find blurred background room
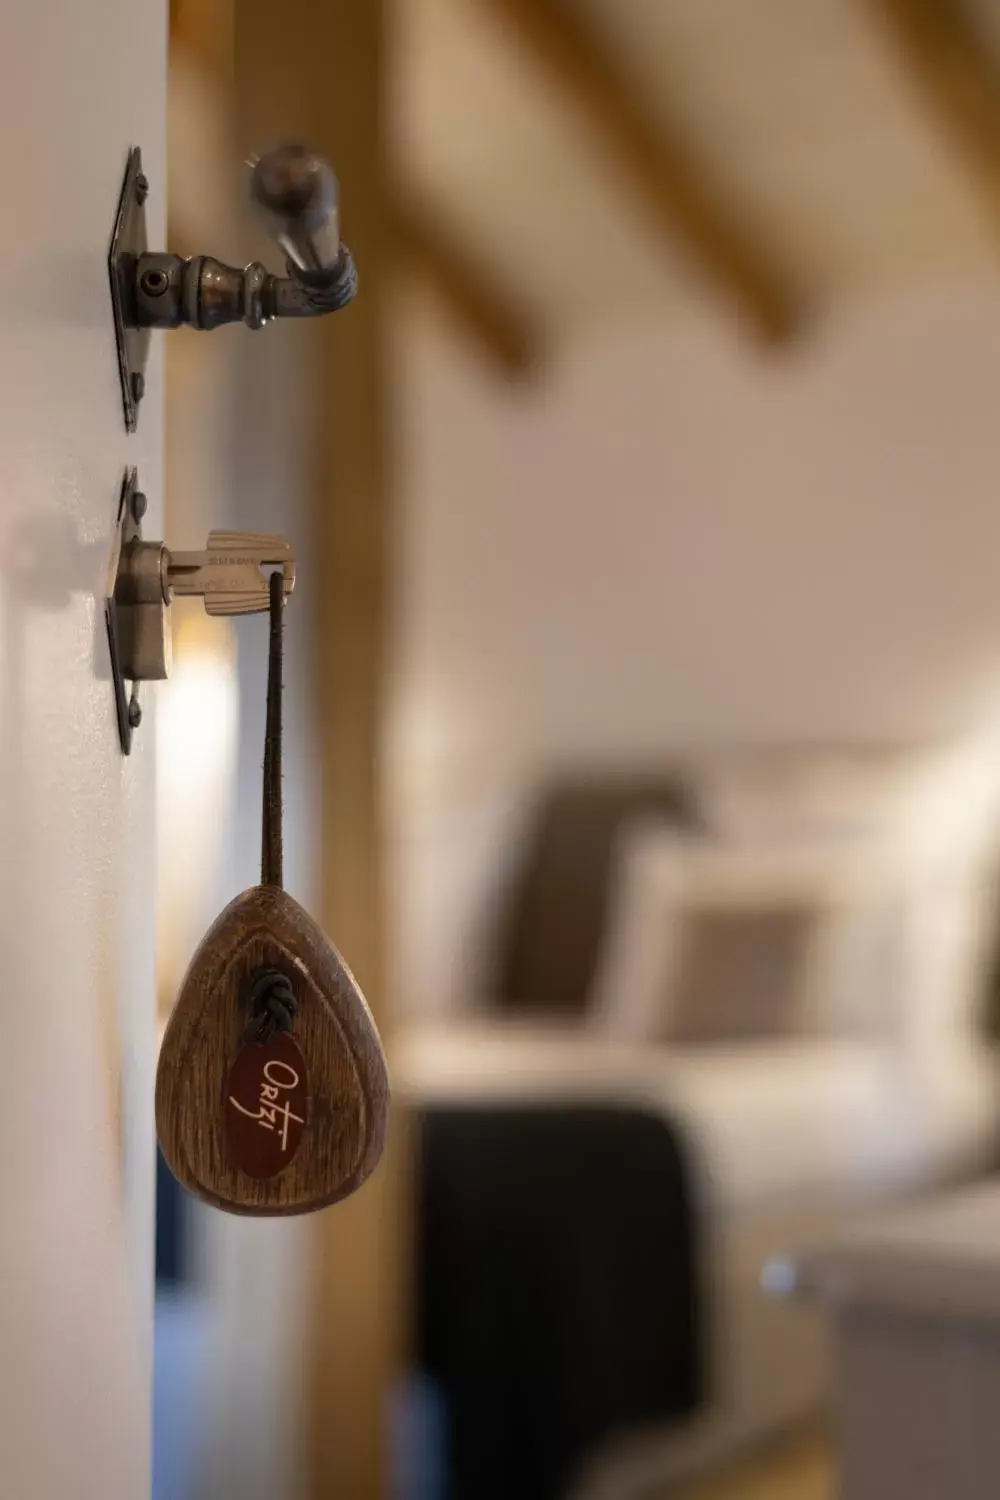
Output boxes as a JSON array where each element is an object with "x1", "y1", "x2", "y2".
[{"x1": 157, "y1": 2, "x2": 1000, "y2": 1498}]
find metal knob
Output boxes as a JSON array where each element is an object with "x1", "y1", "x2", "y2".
[{"x1": 250, "y1": 143, "x2": 341, "y2": 276}]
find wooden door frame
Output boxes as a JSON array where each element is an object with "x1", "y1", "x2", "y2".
[{"x1": 233, "y1": 4, "x2": 399, "y2": 1497}]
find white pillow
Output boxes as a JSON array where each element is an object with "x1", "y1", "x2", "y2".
[{"x1": 589, "y1": 822, "x2": 907, "y2": 1043}]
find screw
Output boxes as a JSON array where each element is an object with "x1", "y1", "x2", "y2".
[
  {"x1": 128, "y1": 696, "x2": 142, "y2": 730},
  {"x1": 140, "y1": 267, "x2": 169, "y2": 297},
  {"x1": 131, "y1": 371, "x2": 145, "y2": 403},
  {"x1": 135, "y1": 172, "x2": 149, "y2": 206},
  {"x1": 131, "y1": 490, "x2": 147, "y2": 524}
]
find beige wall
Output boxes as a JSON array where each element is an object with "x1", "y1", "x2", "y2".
[
  {"x1": 396, "y1": 281, "x2": 1000, "y2": 763},
  {"x1": 390, "y1": 277, "x2": 1000, "y2": 1012}
]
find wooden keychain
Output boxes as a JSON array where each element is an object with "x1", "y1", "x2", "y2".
[{"x1": 156, "y1": 571, "x2": 389, "y2": 1215}]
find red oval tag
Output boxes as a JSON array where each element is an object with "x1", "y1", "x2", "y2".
[{"x1": 224, "y1": 1031, "x2": 309, "y2": 1179}]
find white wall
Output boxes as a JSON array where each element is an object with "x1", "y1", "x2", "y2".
[
  {"x1": 390, "y1": 278, "x2": 1000, "y2": 1013},
  {"x1": 0, "y1": 1, "x2": 164, "y2": 1494}
]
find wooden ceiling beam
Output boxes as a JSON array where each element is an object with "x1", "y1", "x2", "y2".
[
  {"x1": 869, "y1": 0, "x2": 1000, "y2": 229},
  {"x1": 392, "y1": 196, "x2": 541, "y2": 379},
  {"x1": 480, "y1": 0, "x2": 798, "y2": 342}
]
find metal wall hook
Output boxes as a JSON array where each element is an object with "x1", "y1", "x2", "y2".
[{"x1": 109, "y1": 143, "x2": 357, "y2": 431}]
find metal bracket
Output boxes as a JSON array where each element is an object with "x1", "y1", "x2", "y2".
[
  {"x1": 108, "y1": 147, "x2": 151, "y2": 434},
  {"x1": 107, "y1": 143, "x2": 357, "y2": 432},
  {"x1": 105, "y1": 467, "x2": 155, "y2": 754}
]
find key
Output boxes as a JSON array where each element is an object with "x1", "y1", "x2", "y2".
[{"x1": 166, "y1": 531, "x2": 295, "y2": 616}]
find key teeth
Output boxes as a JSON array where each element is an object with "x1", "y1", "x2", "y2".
[
  {"x1": 205, "y1": 594, "x2": 280, "y2": 616},
  {"x1": 202, "y1": 531, "x2": 296, "y2": 611},
  {"x1": 206, "y1": 530, "x2": 292, "y2": 559}
]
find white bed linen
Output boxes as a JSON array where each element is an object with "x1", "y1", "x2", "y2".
[
  {"x1": 395, "y1": 1020, "x2": 997, "y2": 1218},
  {"x1": 397, "y1": 1020, "x2": 997, "y2": 1492}
]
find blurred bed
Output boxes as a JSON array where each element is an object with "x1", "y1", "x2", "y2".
[{"x1": 394, "y1": 771, "x2": 1000, "y2": 1499}]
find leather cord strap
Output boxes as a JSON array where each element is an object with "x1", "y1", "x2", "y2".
[
  {"x1": 261, "y1": 567, "x2": 284, "y2": 888},
  {"x1": 246, "y1": 571, "x2": 298, "y2": 1043}
]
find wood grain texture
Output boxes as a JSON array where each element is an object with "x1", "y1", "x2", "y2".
[{"x1": 156, "y1": 884, "x2": 389, "y2": 1215}]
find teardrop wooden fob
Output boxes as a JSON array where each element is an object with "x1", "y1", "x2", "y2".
[{"x1": 156, "y1": 574, "x2": 389, "y2": 1216}]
